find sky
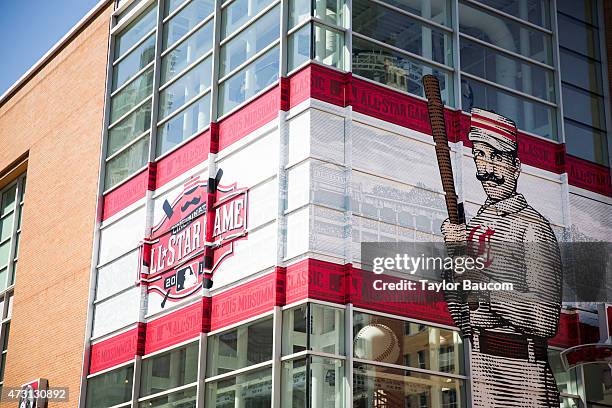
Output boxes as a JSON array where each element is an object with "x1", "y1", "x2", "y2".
[{"x1": 0, "y1": 0, "x2": 101, "y2": 96}]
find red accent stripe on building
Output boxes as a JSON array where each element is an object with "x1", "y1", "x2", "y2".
[
  {"x1": 156, "y1": 130, "x2": 210, "y2": 187},
  {"x1": 102, "y1": 169, "x2": 148, "y2": 220},
  {"x1": 144, "y1": 301, "x2": 203, "y2": 355},
  {"x1": 89, "y1": 327, "x2": 139, "y2": 374},
  {"x1": 567, "y1": 155, "x2": 612, "y2": 196}
]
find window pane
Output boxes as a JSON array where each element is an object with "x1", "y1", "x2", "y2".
[
  {"x1": 353, "y1": 363, "x2": 464, "y2": 407},
  {"x1": 161, "y1": 21, "x2": 214, "y2": 84},
  {"x1": 282, "y1": 303, "x2": 345, "y2": 356},
  {"x1": 557, "y1": 0, "x2": 598, "y2": 26},
  {"x1": 462, "y1": 77, "x2": 556, "y2": 139},
  {"x1": 206, "y1": 317, "x2": 273, "y2": 376},
  {"x1": 0, "y1": 242, "x2": 9, "y2": 269},
  {"x1": 86, "y1": 365, "x2": 134, "y2": 408},
  {"x1": 288, "y1": 0, "x2": 310, "y2": 28},
  {"x1": 282, "y1": 357, "x2": 345, "y2": 408},
  {"x1": 313, "y1": 24, "x2": 345, "y2": 69},
  {"x1": 288, "y1": 24, "x2": 311, "y2": 71},
  {"x1": 6, "y1": 295, "x2": 12, "y2": 319},
  {"x1": 474, "y1": 0, "x2": 550, "y2": 28},
  {"x1": 2, "y1": 323, "x2": 9, "y2": 351},
  {"x1": 164, "y1": 0, "x2": 189, "y2": 17},
  {"x1": 560, "y1": 49, "x2": 603, "y2": 94},
  {"x1": 459, "y1": 1, "x2": 552, "y2": 64},
  {"x1": 314, "y1": 0, "x2": 345, "y2": 27},
  {"x1": 108, "y1": 101, "x2": 152, "y2": 157},
  {"x1": 381, "y1": 0, "x2": 450, "y2": 26},
  {"x1": 140, "y1": 342, "x2": 198, "y2": 397},
  {"x1": 558, "y1": 14, "x2": 601, "y2": 61},
  {"x1": 219, "y1": 46, "x2": 280, "y2": 115},
  {"x1": 562, "y1": 84, "x2": 606, "y2": 130},
  {"x1": 281, "y1": 358, "x2": 307, "y2": 407},
  {"x1": 105, "y1": 135, "x2": 150, "y2": 189},
  {"x1": 112, "y1": 34, "x2": 156, "y2": 91},
  {"x1": 460, "y1": 38, "x2": 555, "y2": 101},
  {"x1": 548, "y1": 349, "x2": 580, "y2": 396},
  {"x1": 110, "y1": 67, "x2": 154, "y2": 123},
  {"x1": 353, "y1": 0, "x2": 452, "y2": 66},
  {"x1": 1, "y1": 188, "x2": 16, "y2": 217},
  {"x1": 352, "y1": 37, "x2": 453, "y2": 105},
  {"x1": 0, "y1": 214, "x2": 14, "y2": 242},
  {"x1": 159, "y1": 57, "x2": 212, "y2": 119},
  {"x1": 221, "y1": 0, "x2": 275, "y2": 39},
  {"x1": 564, "y1": 119, "x2": 609, "y2": 165},
  {"x1": 0, "y1": 268, "x2": 6, "y2": 293},
  {"x1": 114, "y1": 4, "x2": 157, "y2": 60},
  {"x1": 220, "y1": 5, "x2": 280, "y2": 77},
  {"x1": 163, "y1": 0, "x2": 214, "y2": 50},
  {"x1": 138, "y1": 386, "x2": 196, "y2": 408},
  {"x1": 206, "y1": 368, "x2": 272, "y2": 407},
  {"x1": 353, "y1": 312, "x2": 464, "y2": 375},
  {"x1": 157, "y1": 93, "x2": 211, "y2": 156}
]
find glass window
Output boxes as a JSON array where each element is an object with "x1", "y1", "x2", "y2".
[
  {"x1": 159, "y1": 57, "x2": 212, "y2": 119},
  {"x1": 281, "y1": 357, "x2": 345, "y2": 408},
  {"x1": 110, "y1": 67, "x2": 154, "y2": 123},
  {"x1": 162, "y1": 0, "x2": 214, "y2": 50},
  {"x1": 560, "y1": 49, "x2": 603, "y2": 94},
  {"x1": 548, "y1": 349, "x2": 580, "y2": 396},
  {"x1": 164, "y1": 0, "x2": 190, "y2": 17},
  {"x1": 0, "y1": 214, "x2": 13, "y2": 243},
  {"x1": 558, "y1": 14, "x2": 601, "y2": 61},
  {"x1": 380, "y1": 0, "x2": 450, "y2": 27},
  {"x1": 140, "y1": 342, "x2": 199, "y2": 397},
  {"x1": 220, "y1": 5, "x2": 280, "y2": 77},
  {"x1": 219, "y1": 46, "x2": 280, "y2": 115},
  {"x1": 352, "y1": 37, "x2": 454, "y2": 106},
  {"x1": 105, "y1": 135, "x2": 150, "y2": 189},
  {"x1": 282, "y1": 303, "x2": 345, "y2": 356},
  {"x1": 459, "y1": 1, "x2": 552, "y2": 65},
  {"x1": 207, "y1": 317, "x2": 274, "y2": 376},
  {"x1": 1, "y1": 185, "x2": 16, "y2": 217},
  {"x1": 161, "y1": 20, "x2": 214, "y2": 84},
  {"x1": 313, "y1": 24, "x2": 345, "y2": 69},
  {"x1": 221, "y1": 0, "x2": 275, "y2": 39},
  {"x1": 205, "y1": 367, "x2": 272, "y2": 407},
  {"x1": 0, "y1": 244, "x2": 9, "y2": 270},
  {"x1": 473, "y1": 0, "x2": 550, "y2": 28},
  {"x1": 86, "y1": 365, "x2": 134, "y2": 408},
  {"x1": 353, "y1": 363, "x2": 465, "y2": 407},
  {"x1": 157, "y1": 93, "x2": 211, "y2": 156},
  {"x1": 314, "y1": 0, "x2": 345, "y2": 27},
  {"x1": 113, "y1": 34, "x2": 156, "y2": 91},
  {"x1": 353, "y1": 312, "x2": 464, "y2": 375},
  {"x1": 114, "y1": 4, "x2": 157, "y2": 60},
  {"x1": 564, "y1": 119, "x2": 609, "y2": 165},
  {"x1": 462, "y1": 77, "x2": 556, "y2": 139},
  {"x1": 562, "y1": 84, "x2": 606, "y2": 130},
  {"x1": 107, "y1": 101, "x2": 152, "y2": 157},
  {"x1": 557, "y1": 0, "x2": 598, "y2": 26},
  {"x1": 353, "y1": 0, "x2": 452, "y2": 66},
  {"x1": 139, "y1": 386, "x2": 196, "y2": 408},
  {"x1": 288, "y1": 0, "x2": 310, "y2": 28},
  {"x1": 288, "y1": 24, "x2": 311, "y2": 71},
  {"x1": 460, "y1": 38, "x2": 554, "y2": 101}
]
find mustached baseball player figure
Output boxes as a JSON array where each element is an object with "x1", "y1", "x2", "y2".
[{"x1": 441, "y1": 108, "x2": 562, "y2": 407}]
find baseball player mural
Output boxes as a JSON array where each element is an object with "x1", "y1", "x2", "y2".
[{"x1": 423, "y1": 76, "x2": 563, "y2": 407}]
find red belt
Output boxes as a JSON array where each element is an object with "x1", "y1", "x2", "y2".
[{"x1": 473, "y1": 330, "x2": 548, "y2": 361}]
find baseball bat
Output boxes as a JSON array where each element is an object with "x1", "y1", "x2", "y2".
[{"x1": 422, "y1": 75, "x2": 464, "y2": 224}]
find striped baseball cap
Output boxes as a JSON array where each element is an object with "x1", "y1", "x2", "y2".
[{"x1": 469, "y1": 108, "x2": 518, "y2": 152}]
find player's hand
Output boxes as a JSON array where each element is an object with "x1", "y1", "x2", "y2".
[{"x1": 441, "y1": 219, "x2": 466, "y2": 243}]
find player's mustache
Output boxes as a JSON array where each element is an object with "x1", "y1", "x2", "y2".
[{"x1": 476, "y1": 172, "x2": 505, "y2": 185}]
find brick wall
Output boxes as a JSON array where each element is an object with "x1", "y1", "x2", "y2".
[{"x1": 0, "y1": 2, "x2": 112, "y2": 407}]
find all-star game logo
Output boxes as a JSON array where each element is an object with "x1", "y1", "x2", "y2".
[{"x1": 140, "y1": 175, "x2": 248, "y2": 308}]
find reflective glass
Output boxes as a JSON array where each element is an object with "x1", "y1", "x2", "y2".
[
  {"x1": 281, "y1": 357, "x2": 345, "y2": 408},
  {"x1": 112, "y1": 34, "x2": 156, "y2": 91},
  {"x1": 164, "y1": 0, "x2": 189, "y2": 17},
  {"x1": 161, "y1": 21, "x2": 214, "y2": 84},
  {"x1": 1, "y1": 188, "x2": 15, "y2": 216},
  {"x1": 219, "y1": 46, "x2": 280, "y2": 115},
  {"x1": 462, "y1": 77, "x2": 556, "y2": 139},
  {"x1": 381, "y1": 0, "x2": 450, "y2": 26},
  {"x1": 353, "y1": 0, "x2": 452, "y2": 65},
  {"x1": 0, "y1": 242, "x2": 9, "y2": 269},
  {"x1": 352, "y1": 37, "x2": 454, "y2": 105},
  {"x1": 0, "y1": 268, "x2": 6, "y2": 293},
  {"x1": 220, "y1": 5, "x2": 280, "y2": 77},
  {"x1": 157, "y1": 93, "x2": 211, "y2": 156},
  {"x1": 221, "y1": 0, "x2": 275, "y2": 39},
  {"x1": 314, "y1": 24, "x2": 345, "y2": 69},
  {"x1": 548, "y1": 349, "x2": 580, "y2": 396},
  {"x1": 288, "y1": 24, "x2": 311, "y2": 71},
  {"x1": 288, "y1": 0, "x2": 310, "y2": 28},
  {"x1": 474, "y1": 0, "x2": 550, "y2": 28},
  {"x1": 557, "y1": 0, "x2": 598, "y2": 26},
  {"x1": 105, "y1": 135, "x2": 150, "y2": 189},
  {"x1": 564, "y1": 119, "x2": 609, "y2": 165},
  {"x1": 459, "y1": 1, "x2": 552, "y2": 64},
  {"x1": 0, "y1": 214, "x2": 14, "y2": 242},
  {"x1": 140, "y1": 342, "x2": 199, "y2": 397},
  {"x1": 282, "y1": 303, "x2": 345, "y2": 356},
  {"x1": 562, "y1": 84, "x2": 606, "y2": 130},
  {"x1": 460, "y1": 38, "x2": 555, "y2": 101},
  {"x1": 110, "y1": 67, "x2": 154, "y2": 124},
  {"x1": 558, "y1": 14, "x2": 601, "y2": 61},
  {"x1": 162, "y1": 0, "x2": 214, "y2": 50},
  {"x1": 206, "y1": 317, "x2": 274, "y2": 376},
  {"x1": 159, "y1": 57, "x2": 212, "y2": 119},
  {"x1": 560, "y1": 49, "x2": 603, "y2": 94},
  {"x1": 114, "y1": 4, "x2": 157, "y2": 60},
  {"x1": 138, "y1": 387, "x2": 196, "y2": 408},
  {"x1": 86, "y1": 365, "x2": 134, "y2": 408},
  {"x1": 313, "y1": 0, "x2": 345, "y2": 27},
  {"x1": 107, "y1": 102, "x2": 152, "y2": 157},
  {"x1": 206, "y1": 368, "x2": 272, "y2": 407}
]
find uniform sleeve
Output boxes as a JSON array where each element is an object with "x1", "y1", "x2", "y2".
[{"x1": 488, "y1": 221, "x2": 562, "y2": 338}]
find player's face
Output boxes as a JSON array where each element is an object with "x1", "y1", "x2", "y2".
[{"x1": 472, "y1": 141, "x2": 520, "y2": 201}]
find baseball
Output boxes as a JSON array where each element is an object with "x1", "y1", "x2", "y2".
[{"x1": 354, "y1": 323, "x2": 401, "y2": 364}]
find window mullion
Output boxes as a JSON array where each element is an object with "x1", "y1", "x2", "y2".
[
  {"x1": 6, "y1": 177, "x2": 23, "y2": 288},
  {"x1": 147, "y1": 0, "x2": 165, "y2": 163}
]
